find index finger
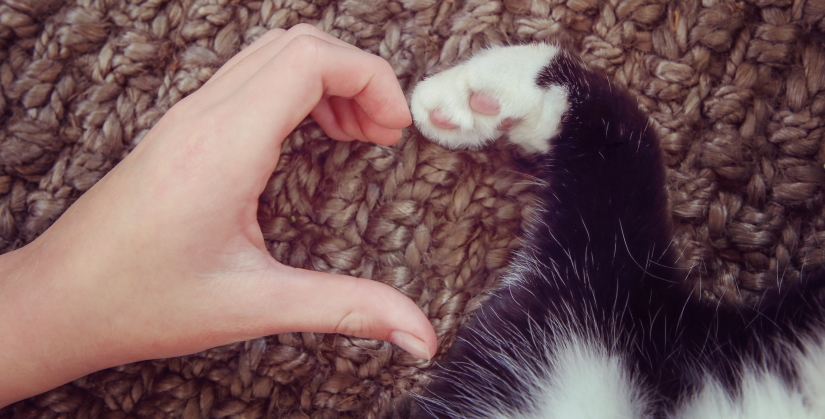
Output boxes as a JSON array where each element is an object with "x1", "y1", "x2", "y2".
[{"x1": 226, "y1": 35, "x2": 411, "y2": 156}]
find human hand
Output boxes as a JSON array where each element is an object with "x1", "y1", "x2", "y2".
[{"x1": 0, "y1": 24, "x2": 436, "y2": 406}]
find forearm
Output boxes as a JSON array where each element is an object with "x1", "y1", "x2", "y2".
[
  {"x1": 0, "y1": 244, "x2": 54, "y2": 405},
  {"x1": 0, "y1": 238, "x2": 114, "y2": 407}
]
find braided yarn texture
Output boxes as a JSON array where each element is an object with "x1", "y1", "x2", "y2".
[{"x1": 1, "y1": 0, "x2": 824, "y2": 417}]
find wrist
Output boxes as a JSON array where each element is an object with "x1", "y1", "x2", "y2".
[
  {"x1": 0, "y1": 243, "x2": 56, "y2": 406},
  {"x1": 0, "y1": 235, "x2": 118, "y2": 407}
]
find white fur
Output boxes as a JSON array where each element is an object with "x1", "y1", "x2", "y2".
[
  {"x1": 673, "y1": 370, "x2": 811, "y2": 419},
  {"x1": 671, "y1": 335, "x2": 825, "y2": 419},
  {"x1": 433, "y1": 332, "x2": 825, "y2": 419},
  {"x1": 796, "y1": 336, "x2": 825, "y2": 416},
  {"x1": 417, "y1": 305, "x2": 653, "y2": 419},
  {"x1": 410, "y1": 44, "x2": 569, "y2": 153},
  {"x1": 528, "y1": 334, "x2": 652, "y2": 419}
]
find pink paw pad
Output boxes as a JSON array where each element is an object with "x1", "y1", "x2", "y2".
[
  {"x1": 428, "y1": 92, "x2": 505, "y2": 131},
  {"x1": 429, "y1": 109, "x2": 459, "y2": 129},
  {"x1": 469, "y1": 92, "x2": 500, "y2": 115}
]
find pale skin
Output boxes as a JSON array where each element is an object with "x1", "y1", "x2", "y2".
[{"x1": 0, "y1": 25, "x2": 446, "y2": 407}]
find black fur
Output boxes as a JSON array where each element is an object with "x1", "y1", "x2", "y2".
[{"x1": 391, "y1": 48, "x2": 825, "y2": 418}]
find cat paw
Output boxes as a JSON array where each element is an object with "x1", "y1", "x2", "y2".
[{"x1": 410, "y1": 44, "x2": 571, "y2": 154}]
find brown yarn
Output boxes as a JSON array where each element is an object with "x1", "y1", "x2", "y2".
[{"x1": 1, "y1": 0, "x2": 825, "y2": 417}]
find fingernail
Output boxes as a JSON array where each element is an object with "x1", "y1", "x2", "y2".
[{"x1": 390, "y1": 331, "x2": 432, "y2": 360}]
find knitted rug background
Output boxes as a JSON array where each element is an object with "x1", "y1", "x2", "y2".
[{"x1": 2, "y1": 0, "x2": 824, "y2": 417}]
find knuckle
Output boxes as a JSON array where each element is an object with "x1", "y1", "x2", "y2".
[
  {"x1": 289, "y1": 23, "x2": 318, "y2": 37},
  {"x1": 164, "y1": 97, "x2": 196, "y2": 121},
  {"x1": 287, "y1": 34, "x2": 323, "y2": 57},
  {"x1": 335, "y1": 310, "x2": 369, "y2": 337},
  {"x1": 261, "y1": 27, "x2": 286, "y2": 41}
]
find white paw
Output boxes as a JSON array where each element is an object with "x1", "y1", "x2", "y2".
[{"x1": 410, "y1": 44, "x2": 570, "y2": 154}]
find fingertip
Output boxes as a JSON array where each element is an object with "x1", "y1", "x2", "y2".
[
  {"x1": 353, "y1": 101, "x2": 405, "y2": 146},
  {"x1": 402, "y1": 111, "x2": 413, "y2": 128},
  {"x1": 315, "y1": 46, "x2": 411, "y2": 131},
  {"x1": 390, "y1": 330, "x2": 435, "y2": 361},
  {"x1": 329, "y1": 275, "x2": 437, "y2": 358},
  {"x1": 379, "y1": 285, "x2": 437, "y2": 360},
  {"x1": 359, "y1": 90, "x2": 413, "y2": 131},
  {"x1": 393, "y1": 106, "x2": 413, "y2": 131},
  {"x1": 363, "y1": 126, "x2": 402, "y2": 146}
]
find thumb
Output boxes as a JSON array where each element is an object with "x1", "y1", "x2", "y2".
[{"x1": 235, "y1": 262, "x2": 437, "y2": 360}]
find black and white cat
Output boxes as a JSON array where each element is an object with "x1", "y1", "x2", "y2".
[{"x1": 389, "y1": 44, "x2": 825, "y2": 418}]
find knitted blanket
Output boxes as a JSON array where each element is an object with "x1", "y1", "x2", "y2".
[{"x1": 1, "y1": 0, "x2": 824, "y2": 417}]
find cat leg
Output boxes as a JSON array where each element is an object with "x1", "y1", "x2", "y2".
[
  {"x1": 410, "y1": 44, "x2": 570, "y2": 154},
  {"x1": 405, "y1": 44, "x2": 670, "y2": 419}
]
